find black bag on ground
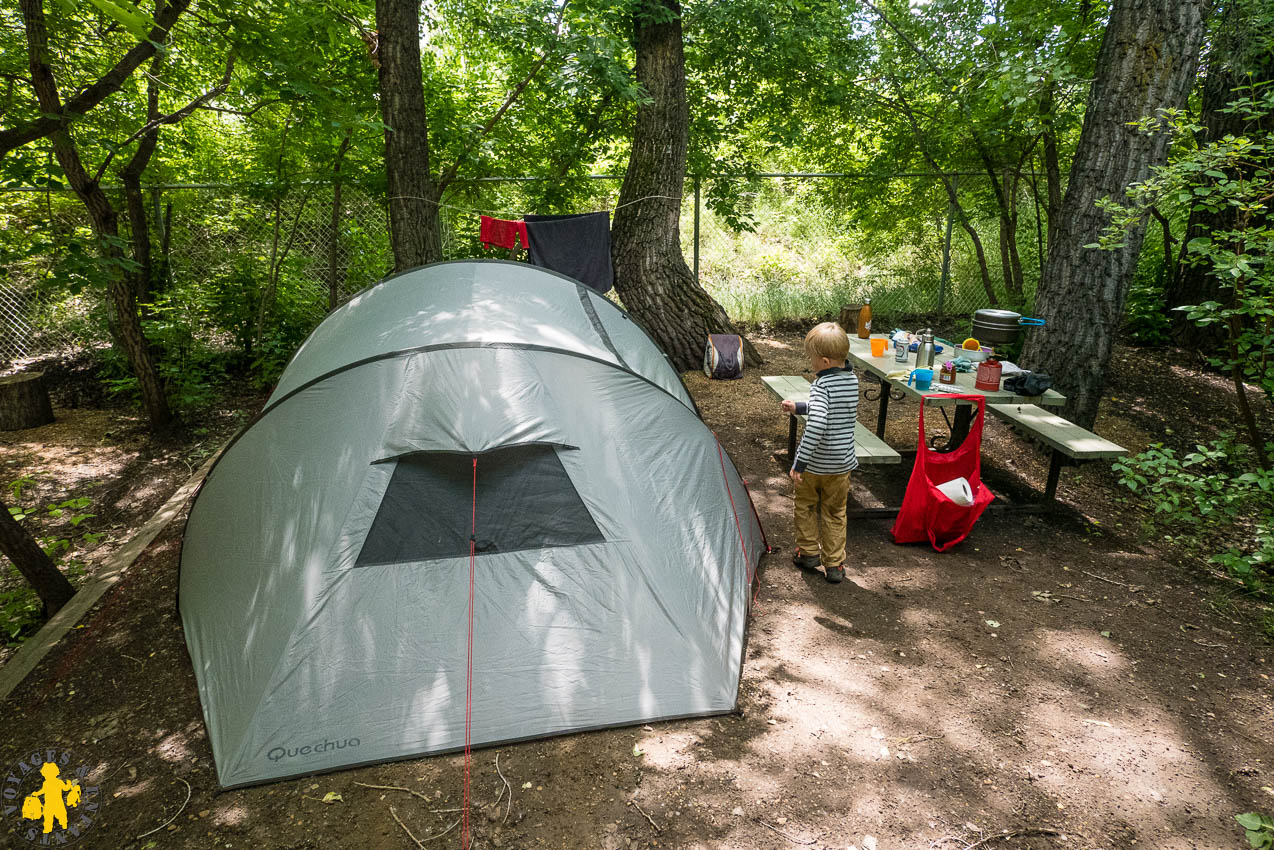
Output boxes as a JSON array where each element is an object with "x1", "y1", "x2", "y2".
[{"x1": 704, "y1": 334, "x2": 744, "y2": 379}]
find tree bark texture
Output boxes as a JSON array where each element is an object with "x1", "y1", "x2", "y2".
[
  {"x1": 1020, "y1": 0, "x2": 1208, "y2": 428},
  {"x1": 20, "y1": 0, "x2": 172, "y2": 431},
  {"x1": 375, "y1": 0, "x2": 441, "y2": 271},
  {"x1": 0, "y1": 373, "x2": 54, "y2": 430},
  {"x1": 612, "y1": 0, "x2": 757, "y2": 371},
  {"x1": 0, "y1": 494, "x2": 75, "y2": 617},
  {"x1": 1165, "y1": 0, "x2": 1273, "y2": 349}
]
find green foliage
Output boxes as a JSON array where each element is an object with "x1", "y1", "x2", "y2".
[
  {"x1": 1123, "y1": 269, "x2": 1173, "y2": 345},
  {"x1": 1114, "y1": 436, "x2": 1274, "y2": 594},
  {"x1": 2, "y1": 488, "x2": 97, "y2": 644},
  {"x1": 0, "y1": 568, "x2": 45, "y2": 643},
  {"x1": 1097, "y1": 84, "x2": 1274, "y2": 462},
  {"x1": 1237, "y1": 812, "x2": 1274, "y2": 850}
]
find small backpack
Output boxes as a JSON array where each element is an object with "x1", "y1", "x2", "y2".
[{"x1": 703, "y1": 334, "x2": 744, "y2": 379}]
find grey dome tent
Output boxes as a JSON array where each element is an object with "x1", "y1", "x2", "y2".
[{"x1": 179, "y1": 260, "x2": 766, "y2": 788}]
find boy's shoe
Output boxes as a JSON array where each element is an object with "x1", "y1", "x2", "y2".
[
  {"x1": 792, "y1": 550, "x2": 821, "y2": 571},
  {"x1": 824, "y1": 565, "x2": 845, "y2": 584}
]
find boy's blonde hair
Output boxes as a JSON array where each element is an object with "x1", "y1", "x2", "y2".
[{"x1": 804, "y1": 322, "x2": 849, "y2": 363}]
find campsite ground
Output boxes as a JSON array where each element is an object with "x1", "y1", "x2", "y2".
[{"x1": 1, "y1": 331, "x2": 1272, "y2": 850}]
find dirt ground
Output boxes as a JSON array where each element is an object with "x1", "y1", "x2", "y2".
[{"x1": 1, "y1": 333, "x2": 1272, "y2": 850}]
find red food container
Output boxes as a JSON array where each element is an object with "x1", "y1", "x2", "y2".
[{"x1": 974, "y1": 359, "x2": 1002, "y2": 391}]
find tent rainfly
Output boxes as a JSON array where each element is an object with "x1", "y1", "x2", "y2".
[{"x1": 179, "y1": 260, "x2": 766, "y2": 788}]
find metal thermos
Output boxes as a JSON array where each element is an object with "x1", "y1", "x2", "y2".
[{"x1": 915, "y1": 329, "x2": 936, "y2": 369}]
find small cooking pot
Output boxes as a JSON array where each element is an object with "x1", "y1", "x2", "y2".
[{"x1": 971, "y1": 309, "x2": 1046, "y2": 346}]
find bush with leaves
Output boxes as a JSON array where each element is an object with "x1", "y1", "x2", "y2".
[
  {"x1": 1097, "y1": 84, "x2": 1274, "y2": 470},
  {"x1": 1114, "y1": 434, "x2": 1274, "y2": 595}
]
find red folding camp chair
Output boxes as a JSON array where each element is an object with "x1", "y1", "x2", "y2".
[{"x1": 891, "y1": 394, "x2": 995, "y2": 551}]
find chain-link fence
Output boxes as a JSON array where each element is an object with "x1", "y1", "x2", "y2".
[{"x1": 0, "y1": 173, "x2": 1038, "y2": 368}]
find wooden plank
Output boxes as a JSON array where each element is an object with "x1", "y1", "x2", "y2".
[
  {"x1": 761, "y1": 374, "x2": 811, "y2": 402},
  {"x1": 0, "y1": 450, "x2": 220, "y2": 703},
  {"x1": 853, "y1": 421, "x2": 901, "y2": 464},
  {"x1": 762, "y1": 375, "x2": 899, "y2": 464},
  {"x1": 987, "y1": 403, "x2": 1127, "y2": 460}
]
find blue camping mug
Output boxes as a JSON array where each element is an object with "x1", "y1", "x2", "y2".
[{"x1": 908, "y1": 368, "x2": 934, "y2": 390}]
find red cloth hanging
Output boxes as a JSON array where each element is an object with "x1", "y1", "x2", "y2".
[
  {"x1": 891, "y1": 394, "x2": 995, "y2": 551},
  {"x1": 480, "y1": 215, "x2": 528, "y2": 250}
]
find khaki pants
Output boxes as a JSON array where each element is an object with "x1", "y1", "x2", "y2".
[{"x1": 793, "y1": 471, "x2": 851, "y2": 567}]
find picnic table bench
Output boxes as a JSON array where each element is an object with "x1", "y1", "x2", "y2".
[
  {"x1": 986, "y1": 403, "x2": 1128, "y2": 502},
  {"x1": 762, "y1": 375, "x2": 901, "y2": 466},
  {"x1": 763, "y1": 373, "x2": 1128, "y2": 512}
]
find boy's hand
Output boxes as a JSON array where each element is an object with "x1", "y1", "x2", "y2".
[
  {"x1": 780, "y1": 400, "x2": 796, "y2": 414},
  {"x1": 789, "y1": 468, "x2": 802, "y2": 483}
]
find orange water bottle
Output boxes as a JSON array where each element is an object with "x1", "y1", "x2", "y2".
[{"x1": 857, "y1": 299, "x2": 872, "y2": 339}]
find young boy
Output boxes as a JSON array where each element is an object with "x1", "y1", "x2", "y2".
[{"x1": 780, "y1": 322, "x2": 859, "y2": 583}]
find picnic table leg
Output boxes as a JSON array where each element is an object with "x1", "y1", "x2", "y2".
[
  {"x1": 786, "y1": 414, "x2": 798, "y2": 467},
  {"x1": 939, "y1": 403, "x2": 973, "y2": 452},
  {"x1": 875, "y1": 387, "x2": 890, "y2": 438},
  {"x1": 1043, "y1": 450, "x2": 1065, "y2": 501}
]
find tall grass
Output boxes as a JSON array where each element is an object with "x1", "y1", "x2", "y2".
[{"x1": 680, "y1": 181, "x2": 1037, "y2": 324}]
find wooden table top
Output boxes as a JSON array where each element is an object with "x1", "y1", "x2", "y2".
[{"x1": 846, "y1": 335, "x2": 1066, "y2": 407}]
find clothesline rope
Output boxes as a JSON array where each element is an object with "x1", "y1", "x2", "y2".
[{"x1": 384, "y1": 193, "x2": 683, "y2": 219}]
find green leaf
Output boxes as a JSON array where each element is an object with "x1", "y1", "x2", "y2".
[
  {"x1": 84, "y1": 0, "x2": 156, "y2": 40},
  {"x1": 1239, "y1": 811, "x2": 1270, "y2": 830}
]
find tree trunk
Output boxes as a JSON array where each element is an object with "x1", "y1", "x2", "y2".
[
  {"x1": 0, "y1": 373, "x2": 54, "y2": 430},
  {"x1": 1165, "y1": 0, "x2": 1274, "y2": 349},
  {"x1": 1040, "y1": 86, "x2": 1063, "y2": 256},
  {"x1": 20, "y1": 0, "x2": 172, "y2": 431},
  {"x1": 0, "y1": 494, "x2": 75, "y2": 617},
  {"x1": 375, "y1": 0, "x2": 442, "y2": 271},
  {"x1": 328, "y1": 131, "x2": 351, "y2": 311},
  {"x1": 1020, "y1": 0, "x2": 1208, "y2": 428},
  {"x1": 611, "y1": 0, "x2": 757, "y2": 371}
]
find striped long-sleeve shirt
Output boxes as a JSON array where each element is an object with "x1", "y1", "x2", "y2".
[{"x1": 793, "y1": 367, "x2": 859, "y2": 474}]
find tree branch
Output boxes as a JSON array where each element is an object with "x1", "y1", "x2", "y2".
[
  {"x1": 0, "y1": 0, "x2": 191, "y2": 157},
  {"x1": 196, "y1": 98, "x2": 282, "y2": 118},
  {"x1": 436, "y1": 0, "x2": 569, "y2": 191},
  {"x1": 94, "y1": 52, "x2": 235, "y2": 182}
]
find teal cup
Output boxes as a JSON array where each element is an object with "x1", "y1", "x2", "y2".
[{"x1": 907, "y1": 368, "x2": 934, "y2": 390}]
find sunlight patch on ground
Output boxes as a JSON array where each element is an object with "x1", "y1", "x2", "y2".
[
  {"x1": 1033, "y1": 627, "x2": 1132, "y2": 677},
  {"x1": 110, "y1": 778, "x2": 154, "y2": 799},
  {"x1": 1023, "y1": 694, "x2": 1228, "y2": 846},
  {"x1": 153, "y1": 731, "x2": 195, "y2": 763},
  {"x1": 213, "y1": 802, "x2": 251, "y2": 826}
]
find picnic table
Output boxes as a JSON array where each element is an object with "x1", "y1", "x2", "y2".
[
  {"x1": 846, "y1": 334, "x2": 1065, "y2": 444},
  {"x1": 763, "y1": 337, "x2": 1127, "y2": 512}
]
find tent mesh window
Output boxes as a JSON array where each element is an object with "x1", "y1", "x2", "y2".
[{"x1": 356, "y1": 444, "x2": 604, "y2": 566}]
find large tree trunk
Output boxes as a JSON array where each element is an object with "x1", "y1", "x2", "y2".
[
  {"x1": 375, "y1": 0, "x2": 442, "y2": 271},
  {"x1": 1165, "y1": 0, "x2": 1274, "y2": 349},
  {"x1": 1020, "y1": 0, "x2": 1207, "y2": 428},
  {"x1": 0, "y1": 494, "x2": 75, "y2": 617},
  {"x1": 611, "y1": 0, "x2": 757, "y2": 371}
]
